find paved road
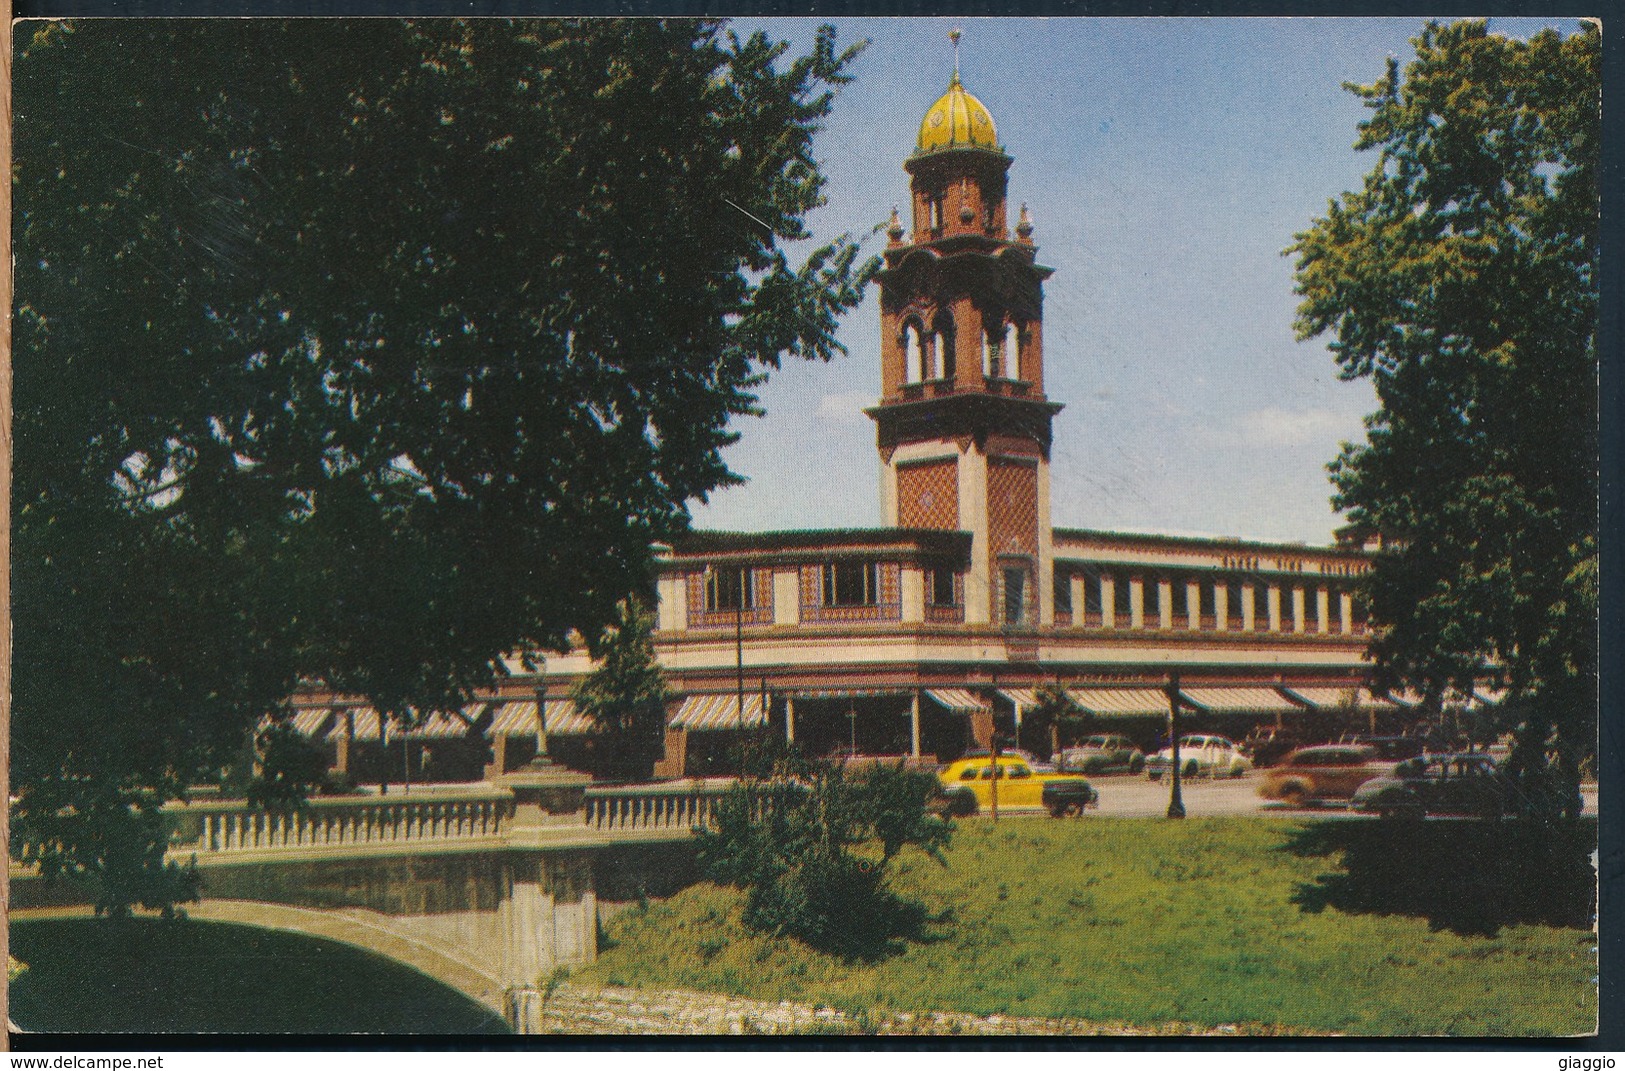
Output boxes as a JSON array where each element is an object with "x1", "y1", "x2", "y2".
[{"x1": 1057, "y1": 772, "x2": 1600, "y2": 819}]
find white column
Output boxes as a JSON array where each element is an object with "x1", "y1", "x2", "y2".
[
  {"x1": 659, "y1": 573, "x2": 688, "y2": 633},
  {"x1": 1340, "y1": 590, "x2": 1354, "y2": 634},
  {"x1": 773, "y1": 568, "x2": 800, "y2": 626},
  {"x1": 1100, "y1": 575, "x2": 1116, "y2": 629},
  {"x1": 1036, "y1": 455, "x2": 1055, "y2": 627},
  {"x1": 1157, "y1": 579, "x2": 1173, "y2": 630},
  {"x1": 1316, "y1": 587, "x2": 1331, "y2": 634},
  {"x1": 1129, "y1": 577, "x2": 1144, "y2": 629},
  {"x1": 1215, "y1": 585, "x2": 1229, "y2": 632},
  {"x1": 1267, "y1": 584, "x2": 1282, "y2": 632},
  {"x1": 1185, "y1": 581, "x2": 1201, "y2": 630},
  {"x1": 910, "y1": 693, "x2": 921, "y2": 757},
  {"x1": 960, "y1": 445, "x2": 991, "y2": 625},
  {"x1": 785, "y1": 696, "x2": 795, "y2": 744},
  {"x1": 1242, "y1": 584, "x2": 1257, "y2": 632},
  {"x1": 1291, "y1": 587, "x2": 1306, "y2": 633},
  {"x1": 900, "y1": 564, "x2": 925, "y2": 624}
]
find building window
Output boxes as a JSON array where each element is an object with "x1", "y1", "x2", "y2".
[
  {"x1": 933, "y1": 312, "x2": 956, "y2": 382},
  {"x1": 1227, "y1": 580, "x2": 1245, "y2": 626},
  {"x1": 1082, "y1": 567, "x2": 1103, "y2": 615},
  {"x1": 903, "y1": 321, "x2": 925, "y2": 384},
  {"x1": 928, "y1": 566, "x2": 958, "y2": 607},
  {"x1": 823, "y1": 561, "x2": 881, "y2": 607},
  {"x1": 982, "y1": 325, "x2": 1003, "y2": 379},
  {"x1": 927, "y1": 194, "x2": 944, "y2": 231},
  {"x1": 705, "y1": 566, "x2": 753, "y2": 612},
  {"x1": 1005, "y1": 322, "x2": 1021, "y2": 380},
  {"x1": 1003, "y1": 567, "x2": 1028, "y2": 625},
  {"x1": 1114, "y1": 576, "x2": 1134, "y2": 619},
  {"x1": 1053, "y1": 570, "x2": 1072, "y2": 616}
]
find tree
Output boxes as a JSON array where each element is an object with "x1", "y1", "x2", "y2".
[
  {"x1": 570, "y1": 599, "x2": 672, "y2": 783},
  {"x1": 695, "y1": 750, "x2": 951, "y2": 960},
  {"x1": 12, "y1": 19, "x2": 877, "y2": 910},
  {"x1": 1288, "y1": 21, "x2": 1599, "y2": 815}
]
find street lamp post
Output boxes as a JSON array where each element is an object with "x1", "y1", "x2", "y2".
[{"x1": 1165, "y1": 672, "x2": 1186, "y2": 819}]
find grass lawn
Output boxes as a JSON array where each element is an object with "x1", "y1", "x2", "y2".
[
  {"x1": 9, "y1": 918, "x2": 511, "y2": 1034},
  {"x1": 583, "y1": 817, "x2": 1597, "y2": 1036}
]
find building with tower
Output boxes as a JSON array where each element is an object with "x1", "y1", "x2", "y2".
[{"x1": 295, "y1": 61, "x2": 1490, "y2": 784}]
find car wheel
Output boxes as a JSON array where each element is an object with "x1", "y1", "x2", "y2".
[
  {"x1": 1063, "y1": 800, "x2": 1085, "y2": 818},
  {"x1": 1129, "y1": 754, "x2": 1145, "y2": 774},
  {"x1": 1280, "y1": 783, "x2": 1309, "y2": 808},
  {"x1": 1183, "y1": 759, "x2": 1200, "y2": 778}
]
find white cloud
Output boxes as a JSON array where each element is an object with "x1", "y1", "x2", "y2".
[
  {"x1": 816, "y1": 391, "x2": 877, "y2": 422},
  {"x1": 1235, "y1": 407, "x2": 1360, "y2": 448}
]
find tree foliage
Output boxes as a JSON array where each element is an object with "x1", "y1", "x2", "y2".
[
  {"x1": 1289, "y1": 21, "x2": 1599, "y2": 812},
  {"x1": 12, "y1": 19, "x2": 876, "y2": 909},
  {"x1": 569, "y1": 599, "x2": 672, "y2": 783},
  {"x1": 695, "y1": 751, "x2": 951, "y2": 960}
]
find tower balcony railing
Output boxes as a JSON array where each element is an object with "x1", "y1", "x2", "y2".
[{"x1": 981, "y1": 377, "x2": 1032, "y2": 398}]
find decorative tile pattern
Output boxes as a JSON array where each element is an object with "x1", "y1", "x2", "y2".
[{"x1": 897, "y1": 459, "x2": 959, "y2": 529}]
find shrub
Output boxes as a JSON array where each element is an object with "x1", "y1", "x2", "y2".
[{"x1": 695, "y1": 750, "x2": 951, "y2": 960}]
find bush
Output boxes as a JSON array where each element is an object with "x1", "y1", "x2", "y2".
[{"x1": 695, "y1": 750, "x2": 951, "y2": 960}]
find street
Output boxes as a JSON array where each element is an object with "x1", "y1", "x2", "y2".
[{"x1": 1034, "y1": 772, "x2": 1602, "y2": 819}]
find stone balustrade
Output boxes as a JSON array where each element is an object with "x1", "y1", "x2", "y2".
[
  {"x1": 162, "y1": 782, "x2": 725, "y2": 858},
  {"x1": 167, "y1": 787, "x2": 514, "y2": 855},
  {"x1": 583, "y1": 785, "x2": 725, "y2": 834}
]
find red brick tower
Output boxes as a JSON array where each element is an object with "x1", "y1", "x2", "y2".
[{"x1": 868, "y1": 56, "x2": 1061, "y2": 629}]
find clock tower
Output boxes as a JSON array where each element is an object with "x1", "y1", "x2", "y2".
[{"x1": 868, "y1": 59, "x2": 1061, "y2": 629}]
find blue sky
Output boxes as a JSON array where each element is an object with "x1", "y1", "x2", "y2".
[{"x1": 687, "y1": 16, "x2": 1581, "y2": 545}]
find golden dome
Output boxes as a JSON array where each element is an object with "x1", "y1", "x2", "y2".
[{"x1": 916, "y1": 73, "x2": 999, "y2": 154}]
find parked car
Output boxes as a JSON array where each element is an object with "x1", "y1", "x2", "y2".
[
  {"x1": 938, "y1": 756, "x2": 1097, "y2": 817},
  {"x1": 1145, "y1": 735, "x2": 1251, "y2": 780},
  {"x1": 1258, "y1": 744, "x2": 1395, "y2": 806},
  {"x1": 1334, "y1": 734, "x2": 1427, "y2": 761},
  {"x1": 1057, "y1": 734, "x2": 1145, "y2": 774},
  {"x1": 1351, "y1": 753, "x2": 1515, "y2": 819},
  {"x1": 958, "y1": 747, "x2": 1056, "y2": 773},
  {"x1": 1239, "y1": 726, "x2": 1311, "y2": 768}
]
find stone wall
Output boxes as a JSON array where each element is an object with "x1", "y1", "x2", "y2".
[{"x1": 521, "y1": 983, "x2": 1307, "y2": 1036}]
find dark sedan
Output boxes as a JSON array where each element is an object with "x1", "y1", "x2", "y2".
[{"x1": 1351, "y1": 753, "x2": 1513, "y2": 819}]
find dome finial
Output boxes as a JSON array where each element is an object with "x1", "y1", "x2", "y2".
[
  {"x1": 1016, "y1": 203, "x2": 1034, "y2": 241},
  {"x1": 949, "y1": 28, "x2": 963, "y2": 85},
  {"x1": 887, "y1": 206, "x2": 904, "y2": 243}
]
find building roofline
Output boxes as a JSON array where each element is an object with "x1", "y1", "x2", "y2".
[
  {"x1": 1052, "y1": 526, "x2": 1368, "y2": 558},
  {"x1": 666, "y1": 527, "x2": 973, "y2": 556}
]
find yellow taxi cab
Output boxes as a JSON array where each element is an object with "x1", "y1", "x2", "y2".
[{"x1": 938, "y1": 755, "x2": 1098, "y2": 816}]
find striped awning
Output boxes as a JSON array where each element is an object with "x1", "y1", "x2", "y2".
[
  {"x1": 1179, "y1": 687, "x2": 1306, "y2": 715},
  {"x1": 670, "y1": 693, "x2": 766, "y2": 730},
  {"x1": 327, "y1": 706, "x2": 481, "y2": 741},
  {"x1": 487, "y1": 699, "x2": 594, "y2": 736},
  {"x1": 996, "y1": 688, "x2": 1042, "y2": 712},
  {"x1": 1279, "y1": 686, "x2": 1399, "y2": 712},
  {"x1": 925, "y1": 688, "x2": 990, "y2": 715},
  {"x1": 290, "y1": 707, "x2": 335, "y2": 737},
  {"x1": 787, "y1": 688, "x2": 911, "y2": 700},
  {"x1": 1066, "y1": 688, "x2": 1173, "y2": 717}
]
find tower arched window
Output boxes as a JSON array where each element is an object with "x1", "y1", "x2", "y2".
[
  {"x1": 932, "y1": 312, "x2": 955, "y2": 382},
  {"x1": 903, "y1": 321, "x2": 925, "y2": 384},
  {"x1": 983, "y1": 315, "x2": 1009, "y2": 380},
  {"x1": 1005, "y1": 321, "x2": 1021, "y2": 381}
]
